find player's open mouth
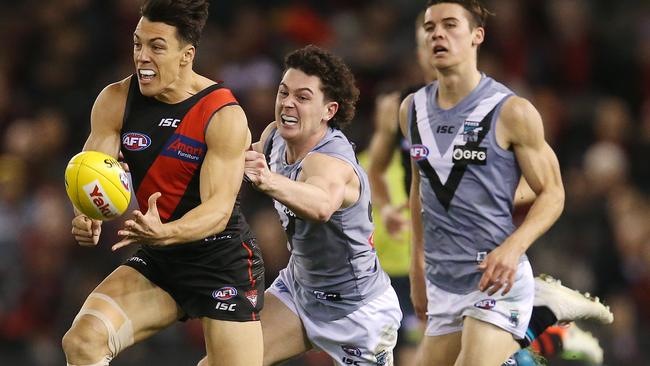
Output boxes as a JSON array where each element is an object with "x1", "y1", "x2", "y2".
[
  {"x1": 434, "y1": 46, "x2": 448, "y2": 55},
  {"x1": 138, "y1": 69, "x2": 156, "y2": 81},
  {"x1": 281, "y1": 114, "x2": 298, "y2": 126}
]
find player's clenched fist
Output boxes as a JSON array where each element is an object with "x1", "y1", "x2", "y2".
[
  {"x1": 71, "y1": 214, "x2": 102, "y2": 246},
  {"x1": 244, "y1": 150, "x2": 274, "y2": 190}
]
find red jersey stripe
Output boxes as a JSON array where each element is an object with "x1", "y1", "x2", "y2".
[{"x1": 241, "y1": 241, "x2": 256, "y2": 288}]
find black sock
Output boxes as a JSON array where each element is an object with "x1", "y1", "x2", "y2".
[{"x1": 517, "y1": 306, "x2": 558, "y2": 348}]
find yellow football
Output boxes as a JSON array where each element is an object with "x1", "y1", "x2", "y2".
[{"x1": 64, "y1": 151, "x2": 131, "y2": 220}]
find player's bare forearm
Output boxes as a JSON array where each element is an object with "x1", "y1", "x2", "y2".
[
  {"x1": 161, "y1": 195, "x2": 236, "y2": 244},
  {"x1": 160, "y1": 151, "x2": 245, "y2": 244},
  {"x1": 260, "y1": 153, "x2": 349, "y2": 222},
  {"x1": 506, "y1": 144, "x2": 564, "y2": 252},
  {"x1": 367, "y1": 150, "x2": 392, "y2": 210},
  {"x1": 263, "y1": 172, "x2": 342, "y2": 222},
  {"x1": 508, "y1": 192, "x2": 563, "y2": 253},
  {"x1": 368, "y1": 174, "x2": 391, "y2": 212}
]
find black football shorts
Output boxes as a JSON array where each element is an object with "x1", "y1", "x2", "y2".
[{"x1": 124, "y1": 232, "x2": 264, "y2": 322}]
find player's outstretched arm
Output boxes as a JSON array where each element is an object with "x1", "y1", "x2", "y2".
[
  {"x1": 399, "y1": 93, "x2": 428, "y2": 320},
  {"x1": 113, "y1": 105, "x2": 251, "y2": 249},
  {"x1": 245, "y1": 150, "x2": 355, "y2": 222},
  {"x1": 478, "y1": 96, "x2": 565, "y2": 295},
  {"x1": 71, "y1": 79, "x2": 129, "y2": 247},
  {"x1": 368, "y1": 92, "x2": 407, "y2": 237}
]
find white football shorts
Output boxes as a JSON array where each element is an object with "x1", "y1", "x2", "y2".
[
  {"x1": 268, "y1": 269, "x2": 402, "y2": 366},
  {"x1": 425, "y1": 260, "x2": 534, "y2": 339}
]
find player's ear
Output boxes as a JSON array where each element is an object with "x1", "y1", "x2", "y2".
[
  {"x1": 324, "y1": 101, "x2": 339, "y2": 122},
  {"x1": 180, "y1": 45, "x2": 195, "y2": 66},
  {"x1": 472, "y1": 26, "x2": 485, "y2": 47}
]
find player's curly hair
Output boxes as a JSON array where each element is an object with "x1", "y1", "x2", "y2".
[
  {"x1": 284, "y1": 45, "x2": 360, "y2": 130},
  {"x1": 141, "y1": 0, "x2": 209, "y2": 47},
  {"x1": 426, "y1": 0, "x2": 493, "y2": 28}
]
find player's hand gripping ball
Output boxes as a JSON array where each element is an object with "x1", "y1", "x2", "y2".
[{"x1": 65, "y1": 151, "x2": 131, "y2": 220}]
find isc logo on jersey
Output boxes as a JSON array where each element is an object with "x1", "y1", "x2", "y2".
[
  {"x1": 410, "y1": 144, "x2": 429, "y2": 161},
  {"x1": 452, "y1": 145, "x2": 487, "y2": 165},
  {"x1": 122, "y1": 132, "x2": 151, "y2": 151},
  {"x1": 158, "y1": 118, "x2": 180, "y2": 127}
]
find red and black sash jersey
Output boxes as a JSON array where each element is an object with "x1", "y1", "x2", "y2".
[{"x1": 120, "y1": 75, "x2": 250, "y2": 239}]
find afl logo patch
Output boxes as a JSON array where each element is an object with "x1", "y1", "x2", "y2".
[
  {"x1": 122, "y1": 132, "x2": 151, "y2": 151},
  {"x1": 341, "y1": 345, "x2": 362, "y2": 357},
  {"x1": 474, "y1": 298, "x2": 496, "y2": 310},
  {"x1": 212, "y1": 286, "x2": 238, "y2": 301},
  {"x1": 410, "y1": 144, "x2": 429, "y2": 160}
]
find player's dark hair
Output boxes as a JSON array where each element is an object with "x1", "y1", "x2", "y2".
[
  {"x1": 140, "y1": 0, "x2": 209, "y2": 47},
  {"x1": 283, "y1": 45, "x2": 360, "y2": 130},
  {"x1": 426, "y1": 0, "x2": 493, "y2": 28}
]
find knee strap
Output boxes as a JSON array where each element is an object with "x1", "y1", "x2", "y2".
[{"x1": 73, "y1": 293, "x2": 134, "y2": 358}]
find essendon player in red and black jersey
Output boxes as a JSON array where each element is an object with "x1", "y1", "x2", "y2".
[
  {"x1": 119, "y1": 76, "x2": 246, "y2": 233},
  {"x1": 64, "y1": 1, "x2": 264, "y2": 365}
]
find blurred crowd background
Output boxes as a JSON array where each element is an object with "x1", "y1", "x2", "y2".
[{"x1": 0, "y1": 0, "x2": 648, "y2": 365}]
